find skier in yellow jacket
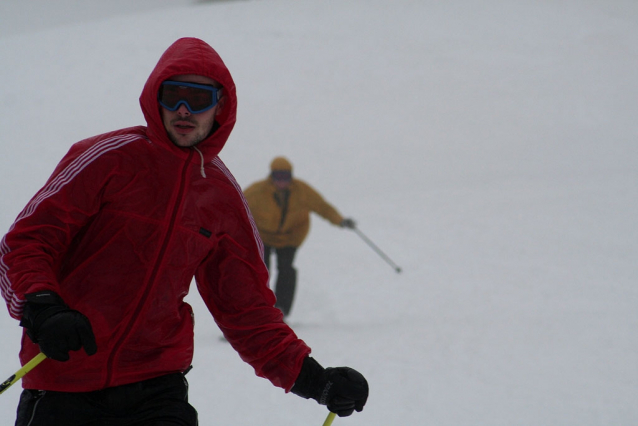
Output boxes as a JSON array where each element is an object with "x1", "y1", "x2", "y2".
[{"x1": 244, "y1": 156, "x2": 355, "y2": 317}]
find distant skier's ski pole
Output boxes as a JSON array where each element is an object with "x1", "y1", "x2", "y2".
[
  {"x1": 0, "y1": 352, "x2": 47, "y2": 395},
  {"x1": 353, "y1": 227, "x2": 402, "y2": 273},
  {"x1": 322, "y1": 411, "x2": 336, "y2": 426}
]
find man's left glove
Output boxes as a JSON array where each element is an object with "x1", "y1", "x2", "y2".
[
  {"x1": 340, "y1": 218, "x2": 356, "y2": 229},
  {"x1": 291, "y1": 356, "x2": 369, "y2": 417},
  {"x1": 20, "y1": 290, "x2": 97, "y2": 361}
]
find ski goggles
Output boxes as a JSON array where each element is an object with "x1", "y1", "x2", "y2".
[
  {"x1": 158, "y1": 81, "x2": 222, "y2": 114},
  {"x1": 271, "y1": 170, "x2": 292, "y2": 181}
]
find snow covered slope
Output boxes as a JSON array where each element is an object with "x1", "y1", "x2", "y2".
[{"x1": 1, "y1": 1, "x2": 636, "y2": 424}]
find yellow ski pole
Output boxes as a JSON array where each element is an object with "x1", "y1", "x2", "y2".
[
  {"x1": 322, "y1": 411, "x2": 336, "y2": 426},
  {"x1": 0, "y1": 352, "x2": 47, "y2": 395}
]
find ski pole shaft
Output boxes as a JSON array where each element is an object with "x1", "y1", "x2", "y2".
[
  {"x1": 322, "y1": 411, "x2": 336, "y2": 426},
  {"x1": 353, "y1": 227, "x2": 402, "y2": 273},
  {"x1": 0, "y1": 352, "x2": 47, "y2": 395}
]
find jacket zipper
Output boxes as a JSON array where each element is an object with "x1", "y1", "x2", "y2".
[
  {"x1": 103, "y1": 150, "x2": 193, "y2": 388},
  {"x1": 274, "y1": 189, "x2": 290, "y2": 232}
]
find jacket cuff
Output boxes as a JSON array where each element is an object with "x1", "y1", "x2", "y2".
[
  {"x1": 19, "y1": 291, "x2": 68, "y2": 341},
  {"x1": 290, "y1": 356, "x2": 326, "y2": 401},
  {"x1": 21, "y1": 283, "x2": 59, "y2": 299}
]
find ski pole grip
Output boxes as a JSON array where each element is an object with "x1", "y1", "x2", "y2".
[{"x1": 0, "y1": 352, "x2": 47, "y2": 395}]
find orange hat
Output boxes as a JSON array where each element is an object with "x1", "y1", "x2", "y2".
[{"x1": 270, "y1": 156, "x2": 293, "y2": 172}]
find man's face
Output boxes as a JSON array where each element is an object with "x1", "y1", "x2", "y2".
[
  {"x1": 274, "y1": 179, "x2": 291, "y2": 190},
  {"x1": 271, "y1": 170, "x2": 292, "y2": 190},
  {"x1": 160, "y1": 74, "x2": 225, "y2": 148}
]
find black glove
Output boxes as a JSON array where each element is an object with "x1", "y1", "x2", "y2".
[
  {"x1": 20, "y1": 291, "x2": 97, "y2": 362},
  {"x1": 340, "y1": 218, "x2": 356, "y2": 229},
  {"x1": 291, "y1": 356, "x2": 368, "y2": 417}
]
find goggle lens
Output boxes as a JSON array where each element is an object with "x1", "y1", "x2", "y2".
[
  {"x1": 158, "y1": 81, "x2": 220, "y2": 113},
  {"x1": 271, "y1": 171, "x2": 292, "y2": 181}
]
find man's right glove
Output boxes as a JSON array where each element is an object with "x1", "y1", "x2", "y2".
[
  {"x1": 291, "y1": 356, "x2": 369, "y2": 417},
  {"x1": 20, "y1": 290, "x2": 97, "y2": 361}
]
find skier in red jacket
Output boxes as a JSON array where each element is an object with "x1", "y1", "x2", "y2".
[{"x1": 1, "y1": 37, "x2": 368, "y2": 425}]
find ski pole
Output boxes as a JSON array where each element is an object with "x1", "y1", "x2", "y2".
[
  {"x1": 322, "y1": 411, "x2": 336, "y2": 426},
  {"x1": 353, "y1": 227, "x2": 402, "y2": 273},
  {"x1": 0, "y1": 352, "x2": 47, "y2": 395}
]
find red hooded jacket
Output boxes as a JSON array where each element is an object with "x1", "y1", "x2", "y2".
[{"x1": 0, "y1": 38, "x2": 310, "y2": 392}]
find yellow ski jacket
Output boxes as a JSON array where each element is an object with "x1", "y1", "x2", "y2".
[{"x1": 244, "y1": 178, "x2": 344, "y2": 248}]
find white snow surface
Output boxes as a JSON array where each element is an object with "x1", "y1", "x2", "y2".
[{"x1": 1, "y1": 0, "x2": 637, "y2": 425}]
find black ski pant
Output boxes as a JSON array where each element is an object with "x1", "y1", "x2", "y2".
[
  {"x1": 15, "y1": 372, "x2": 198, "y2": 426},
  {"x1": 264, "y1": 245, "x2": 298, "y2": 317}
]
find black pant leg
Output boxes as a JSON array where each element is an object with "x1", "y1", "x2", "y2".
[
  {"x1": 15, "y1": 374, "x2": 198, "y2": 426},
  {"x1": 263, "y1": 245, "x2": 272, "y2": 271},
  {"x1": 274, "y1": 246, "x2": 298, "y2": 317},
  {"x1": 15, "y1": 389, "x2": 48, "y2": 426}
]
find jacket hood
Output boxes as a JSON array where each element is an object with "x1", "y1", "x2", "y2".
[{"x1": 140, "y1": 37, "x2": 237, "y2": 161}]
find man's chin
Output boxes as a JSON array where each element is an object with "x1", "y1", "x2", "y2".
[{"x1": 168, "y1": 132, "x2": 202, "y2": 147}]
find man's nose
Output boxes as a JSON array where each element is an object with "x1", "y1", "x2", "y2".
[{"x1": 176, "y1": 104, "x2": 191, "y2": 116}]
